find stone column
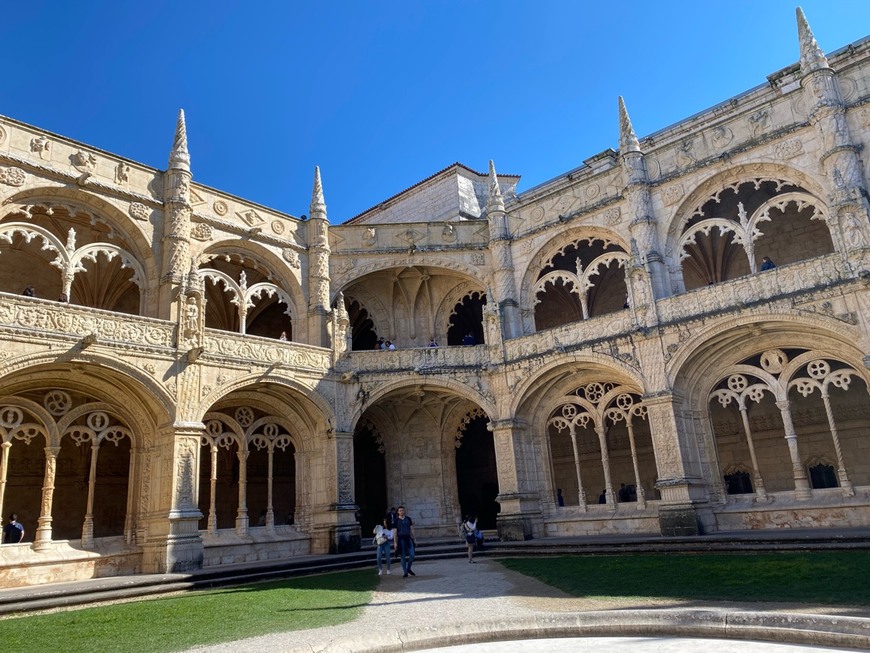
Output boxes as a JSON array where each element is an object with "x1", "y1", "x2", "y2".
[
  {"x1": 140, "y1": 425, "x2": 205, "y2": 573},
  {"x1": 775, "y1": 400, "x2": 812, "y2": 500},
  {"x1": 644, "y1": 394, "x2": 709, "y2": 536},
  {"x1": 0, "y1": 440, "x2": 11, "y2": 521},
  {"x1": 737, "y1": 405, "x2": 768, "y2": 501},
  {"x1": 819, "y1": 390, "x2": 854, "y2": 496},
  {"x1": 81, "y1": 439, "x2": 100, "y2": 547},
  {"x1": 33, "y1": 446, "x2": 60, "y2": 551},
  {"x1": 595, "y1": 425, "x2": 616, "y2": 509},
  {"x1": 491, "y1": 419, "x2": 542, "y2": 540},
  {"x1": 235, "y1": 448, "x2": 249, "y2": 535},
  {"x1": 316, "y1": 430, "x2": 359, "y2": 553}
]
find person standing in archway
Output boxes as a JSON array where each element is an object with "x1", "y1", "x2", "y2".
[{"x1": 393, "y1": 505, "x2": 416, "y2": 578}]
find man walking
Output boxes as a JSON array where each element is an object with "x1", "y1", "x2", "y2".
[
  {"x1": 393, "y1": 505, "x2": 416, "y2": 578},
  {"x1": 2, "y1": 514, "x2": 24, "y2": 544}
]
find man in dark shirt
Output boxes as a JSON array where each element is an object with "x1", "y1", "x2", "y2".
[
  {"x1": 392, "y1": 505, "x2": 416, "y2": 578},
  {"x1": 2, "y1": 514, "x2": 24, "y2": 544}
]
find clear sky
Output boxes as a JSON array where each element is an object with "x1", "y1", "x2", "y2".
[{"x1": 7, "y1": 1, "x2": 870, "y2": 223}]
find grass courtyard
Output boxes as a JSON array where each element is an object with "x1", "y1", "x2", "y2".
[{"x1": 0, "y1": 551, "x2": 867, "y2": 653}]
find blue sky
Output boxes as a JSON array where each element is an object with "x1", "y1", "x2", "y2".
[{"x1": 7, "y1": 2, "x2": 870, "y2": 222}]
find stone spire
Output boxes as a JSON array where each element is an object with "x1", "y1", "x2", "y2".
[
  {"x1": 618, "y1": 97, "x2": 641, "y2": 154},
  {"x1": 168, "y1": 109, "x2": 191, "y2": 172},
  {"x1": 487, "y1": 159, "x2": 505, "y2": 214},
  {"x1": 310, "y1": 165, "x2": 326, "y2": 217},
  {"x1": 797, "y1": 7, "x2": 829, "y2": 75},
  {"x1": 306, "y1": 166, "x2": 331, "y2": 347}
]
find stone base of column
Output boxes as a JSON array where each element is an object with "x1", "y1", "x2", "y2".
[
  {"x1": 658, "y1": 505, "x2": 706, "y2": 537},
  {"x1": 496, "y1": 512, "x2": 541, "y2": 541},
  {"x1": 141, "y1": 510, "x2": 204, "y2": 573},
  {"x1": 496, "y1": 493, "x2": 543, "y2": 540},
  {"x1": 329, "y1": 523, "x2": 361, "y2": 553}
]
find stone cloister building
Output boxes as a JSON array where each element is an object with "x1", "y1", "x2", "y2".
[{"x1": 1, "y1": 10, "x2": 869, "y2": 587}]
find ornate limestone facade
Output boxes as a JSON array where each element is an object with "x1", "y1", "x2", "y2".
[{"x1": 1, "y1": 11, "x2": 870, "y2": 586}]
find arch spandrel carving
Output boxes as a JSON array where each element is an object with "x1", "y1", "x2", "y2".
[
  {"x1": 665, "y1": 165, "x2": 829, "y2": 256},
  {"x1": 195, "y1": 377, "x2": 335, "y2": 439},
  {"x1": 1, "y1": 187, "x2": 158, "y2": 281},
  {"x1": 332, "y1": 256, "x2": 485, "y2": 291},
  {"x1": 518, "y1": 225, "x2": 631, "y2": 312},
  {"x1": 670, "y1": 315, "x2": 868, "y2": 407},
  {"x1": 348, "y1": 377, "x2": 496, "y2": 434},
  {"x1": 509, "y1": 356, "x2": 647, "y2": 422}
]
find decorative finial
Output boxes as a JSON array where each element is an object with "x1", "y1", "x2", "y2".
[
  {"x1": 168, "y1": 109, "x2": 191, "y2": 172},
  {"x1": 796, "y1": 7, "x2": 828, "y2": 74},
  {"x1": 487, "y1": 159, "x2": 505, "y2": 213},
  {"x1": 310, "y1": 165, "x2": 326, "y2": 216},
  {"x1": 618, "y1": 96, "x2": 640, "y2": 154}
]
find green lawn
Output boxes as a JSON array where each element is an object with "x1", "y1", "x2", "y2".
[
  {"x1": 500, "y1": 551, "x2": 870, "y2": 605},
  {"x1": 2, "y1": 552, "x2": 867, "y2": 653},
  {"x1": 0, "y1": 569, "x2": 378, "y2": 653}
]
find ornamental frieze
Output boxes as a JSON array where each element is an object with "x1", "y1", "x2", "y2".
[
  {"x1": 0, "y1": 298, "x2": 175, "y2": 348},
  {"x1": 202, "y1": 332, "x2": 330, "y2": 370}
]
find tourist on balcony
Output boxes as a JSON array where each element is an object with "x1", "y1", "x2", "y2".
[
  {"x1": 278, "y1": 331, "x2": 287, "y2": 341},
  {"x1": 386, "y1": 340, "x2": 396, "y2": 350},
  {"x1": 375, "y1": 337, "x2": 385, "y2": 350},
  {"x1": 58, "y1": 293, "x2": 68, "y2": 303},
  {"x1": 2, "y1": 514, "x2": 24, "y2": 544},
  {"x1": 557, "y1": 488, "x2": 565, "y2": 507},
  {"x1": 21, "y1": 285, "x2": 35, "y2": 297},
  {"x1": 462, "y1": 332, "x2": 476, "y2": 346},
  {"x1": 760, "y1": 256, "x2": 776, "y2": 271},
  {"x1": 428, "y1": 337, "x2": 438, "y2": 348}
]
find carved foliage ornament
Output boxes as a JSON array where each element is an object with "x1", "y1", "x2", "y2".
[{"x1": 0, "y1": 167, "x2": 26, "y2": 187}]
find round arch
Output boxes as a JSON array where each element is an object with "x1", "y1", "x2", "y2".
[{"x1": 1, "y1": 187, "x2": 158, "y2": 283}]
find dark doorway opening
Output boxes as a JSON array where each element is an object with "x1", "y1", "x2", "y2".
[
  {"x1": 455, "y1": 414, "x2": 499, "y2": 529},
  {"x1": 354, "y1": 422, "x2": 387, "y2": 535}
]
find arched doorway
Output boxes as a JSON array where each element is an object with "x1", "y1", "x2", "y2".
[
  {"x1": 353, "y1": 421, "x2": 387, "y2": 534},
  {"x1": 455, "y1": 412, "x2": 499, "y2": 528}
]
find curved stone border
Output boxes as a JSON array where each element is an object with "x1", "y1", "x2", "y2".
[{"x1": 284, "y1": 609, "x2": 870, "y2": 652}]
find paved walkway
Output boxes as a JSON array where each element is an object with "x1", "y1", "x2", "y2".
[{"x1": 187, "y1": 556, "x2": 870, "y2": 653}]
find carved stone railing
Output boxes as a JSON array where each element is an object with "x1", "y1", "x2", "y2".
[
  {"x1": 656, "y1": 253, "x2": 853, "y2": 324},
  {"x1": 505, "y1": 310, "x2": 634, "y2": 362},
  {"x1": 0, "y1": 293, "x2": 175, "y2": 349},
  {"x1": 342, "y1": 345, "x2": 489, "y2": 373},
  {"x1": 504, "y1": 253, "x2": 860, "y2": 362},
  {"x1": 203, "y1": 330, "x2": 332, "y2": 371}
]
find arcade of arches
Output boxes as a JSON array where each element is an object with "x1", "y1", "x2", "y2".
[{"x1": 2, "y1": 13, "x2": 870, "y2": 587}]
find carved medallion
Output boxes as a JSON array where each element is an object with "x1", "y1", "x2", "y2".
[
  {"x1": 271, "y1": 220, "x2": 286, "y2": 235},
  {"x1": 283, "y1": 248, "x2": 300, "y2": 268},
  {"x1": 0, "y1": 167, "x2": 26, "y2": 187},
  {"x1": 191, "y1": 223, "x2": 214, "y2": 241},
  {"x1": 129, "y1": 202, "x2": 150, "y2": 221},
  {"x1": 773, "y1": 139, "x2": 803, "y2": 160},
  {"x1": 663, "y1": 184, "x2": 684, "y2": 206},
  {"x1": 213, "y1": 200, "x2": 228, "y2": 216},
  {"x1": 603, "y1": 207, "x2": 621, "y2": 225}
]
